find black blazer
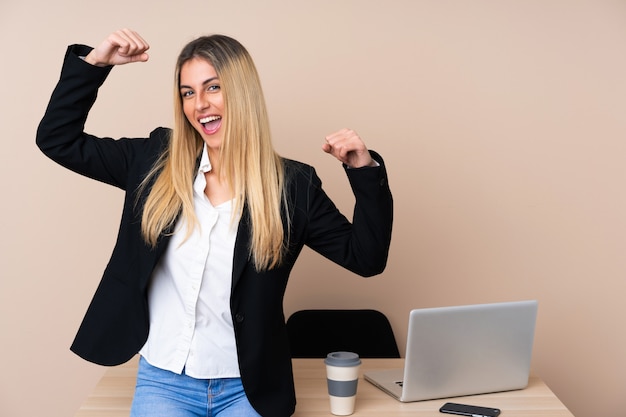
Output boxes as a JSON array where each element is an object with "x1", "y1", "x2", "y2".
[{"x1": 36, "y1": 45, "x2": 393, "y2": 417}]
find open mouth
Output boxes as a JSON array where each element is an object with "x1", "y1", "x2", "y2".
[{"x1": 199, "y1": 115, "x2": 222, "y2": 134}]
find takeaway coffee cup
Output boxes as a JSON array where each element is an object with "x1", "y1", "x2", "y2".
[{"x1": 324, "y1": 351, "x2": 361, "y2": 415}]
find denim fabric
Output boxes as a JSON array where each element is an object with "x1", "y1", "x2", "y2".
[{"x1": 130, "y1": 356, "x2": 262, "y2": 417}]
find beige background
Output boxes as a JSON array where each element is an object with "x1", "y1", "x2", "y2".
[{"x1": 1, "y1": 1, "x2": 625, "y2": 416}]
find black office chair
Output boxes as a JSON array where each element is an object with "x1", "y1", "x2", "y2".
[{"x1": 286, "y1": 309, "x2": 400, "y2": 358}]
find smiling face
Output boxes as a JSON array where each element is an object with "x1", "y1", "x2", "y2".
[{"x1": 179, "y1": 57, "x2": 225, "y2": 152}]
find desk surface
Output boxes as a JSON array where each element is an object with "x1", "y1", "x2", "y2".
[{"x1": 75, "y1": 357, "x2": 573, "y2": 417}]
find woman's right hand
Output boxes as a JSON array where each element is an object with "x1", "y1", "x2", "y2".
[{"x1": 84, "y1": 28, "x2": 150, "y2": 67}]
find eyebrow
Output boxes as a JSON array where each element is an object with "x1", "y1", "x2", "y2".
[{"x1": 179, "y1": 77, "x2": 219, "y2": 90}]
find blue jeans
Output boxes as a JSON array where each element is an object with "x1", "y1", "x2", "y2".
[{"x1": 130, "y1": 356, "x2": 262, "y2": 417}]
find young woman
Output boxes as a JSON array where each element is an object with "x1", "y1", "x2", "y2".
[{"x1": 37, "y1": 29, "x2": 393, "y2": 417}]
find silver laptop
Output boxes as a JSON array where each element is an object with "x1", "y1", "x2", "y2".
[{"x1": 364, "y1": 300, "x2": 538, "y2": 402}]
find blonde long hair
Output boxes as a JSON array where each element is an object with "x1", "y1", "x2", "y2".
[{"x1": 139, "y1": 35, "x2": 286, "y2": 271}]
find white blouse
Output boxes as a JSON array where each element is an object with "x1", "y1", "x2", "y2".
[{"x1": 139, "y1": 144, "x2": 240, "y2": 379}]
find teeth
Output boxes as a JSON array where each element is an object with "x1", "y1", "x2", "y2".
[{"x1": 199, "y1": 116, "x2": 221, "y2": 124}]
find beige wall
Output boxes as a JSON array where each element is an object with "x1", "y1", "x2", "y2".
[{"x1": 1, "y1": 1, "x2": 625, "y2": 416}]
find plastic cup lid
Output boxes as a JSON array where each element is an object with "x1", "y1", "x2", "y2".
[{"x1": 324, "y1": 351, "x2": 361, "y2": 367}]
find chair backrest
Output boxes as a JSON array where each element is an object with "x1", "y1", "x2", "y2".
[{"x1": 286, "y1": 309, "x2": 400, "y2": 358}]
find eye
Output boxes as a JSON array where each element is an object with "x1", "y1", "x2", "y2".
[
  {"x1": 181, "y1": 89, "x2": 194, "y2": 98},
  {"x1": 208, "y1": 84, "x2": 220, "y2": 92}
]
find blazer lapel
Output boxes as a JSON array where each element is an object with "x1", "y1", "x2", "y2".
[{"x1": 231, "y1": 207, "x2": 251, "y2": 290}]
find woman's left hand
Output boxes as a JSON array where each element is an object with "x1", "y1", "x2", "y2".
[{"x1": 322, "y1": 128, "x2": 376, "y2": 168}]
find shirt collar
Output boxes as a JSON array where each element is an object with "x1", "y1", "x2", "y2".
[{"x1": 199, "y1": 143, "x2": 212, "y2": 174}]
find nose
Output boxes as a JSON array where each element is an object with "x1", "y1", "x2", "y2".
[{"x1": 195, "y1": 92, "x2": 210, "y2": 111}]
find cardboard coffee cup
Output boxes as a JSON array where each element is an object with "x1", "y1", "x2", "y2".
[{"x1": 325, "y1": 351, "x2": 361, "y2": 415}]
